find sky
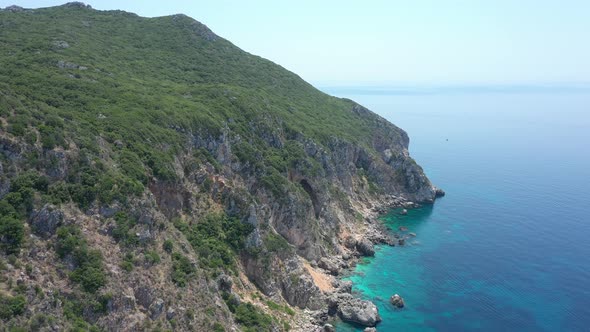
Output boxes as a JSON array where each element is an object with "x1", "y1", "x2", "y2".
[{"x1": 2, "y1": 0, "x2": 590, "y2": 86}]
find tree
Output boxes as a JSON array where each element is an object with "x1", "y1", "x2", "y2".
[{"x1": 0, "y1": 216, "x2": 25, "y2": 254}]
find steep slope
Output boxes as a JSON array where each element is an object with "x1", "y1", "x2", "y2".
[{"x1": 0, "y1": 3, "x2": 439, "y2": 331}]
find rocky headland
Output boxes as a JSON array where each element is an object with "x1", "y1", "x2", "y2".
[{"x1": 0, "y1": 3, "x2": 440, "y2": 331}]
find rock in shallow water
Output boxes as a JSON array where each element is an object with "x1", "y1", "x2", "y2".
[
  {"x1": 332, "y1": 293, "x2": 381, "y2": 326},
  {"x1": 435, "y1": 187, "x2": 446, "y2": 197},
  {"x1": 390, "y1": 294, "x2": 405, "y2": 308},
  {"x1": 356, "y1": 239, "x2": 375, "y2": 256},
  {"x1": 323, "y1": 323, "x2": 336, "y2": 332}
]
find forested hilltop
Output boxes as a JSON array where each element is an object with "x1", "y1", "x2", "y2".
[{"x1": 0, "y1": 3, "x2": 439, "y2": 331}]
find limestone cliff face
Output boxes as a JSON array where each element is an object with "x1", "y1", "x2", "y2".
[
  {"x1": 0, "y1": 102, "x2": 437, "y2": 330},
  {"x1": 163, "y1": 101, "x2": 438, "y2": 312}
]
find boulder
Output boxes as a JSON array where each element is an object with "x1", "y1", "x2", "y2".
[
  {"x1": 435, "y1": 187, "x2": 446, "y2": 197},
  {"x1": 99, "y1": 203, "x2": 120, "y2": 218},
  {"x1": 343, "y1": 236, "x2": 357, "y2": 250},
  {"x1": 335, "y1": 293, "x2": 381, "y2": 327},
  {"x1": 400, "y1": 208, "x2": 408, "y2": 215},
  {"x1": 134, "y1": 286, "x2": 153, "y2": 310},
  {"x1": 217, "y1": 273, "x2": 233, "y2": 292},
  {"x1": 149, "y1": 298, "x2": 165, "y2": 319},
  {"x1": 364, "y1": 328, "x2": 377, "y2": 332},
  {"x1": 107, "y1": 294, "x2": 136, "y2": 312},
  {"x1": 338, "y1": 280, "x2": 353, "y2": 294},
  {"x1": 166, "y1": 307, "x2": 176, "y2": 320},
  {"x1": 29, "y1": 204, "x2": 63, "y2": 238},
  {"x1": 53, "y1": 40, "x2": 70, "y2": 49},
  {"x1": 390, "y1": 294, "x2": 405, "y2": 308},
  {"x1": 323, "y1": 324, "x2": 336, "y2": 332},
  {"x1": 318, "y1": 257, "x2": 340, "y2": 275},
  {"x1": 356, "y1": 239, "x2": 375, "y2": 257}
]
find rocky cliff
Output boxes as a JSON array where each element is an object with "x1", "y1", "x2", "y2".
[{"x1": 0, "y1": 3, "x2": 439, "y2": 331}]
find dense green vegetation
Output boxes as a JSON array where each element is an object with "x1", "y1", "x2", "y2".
[
  {"x1": 60, "y1": 292, "x2": 109, "y2": 332},
  {"x1": 174, "y1": 213, "x2": 254, "y2": 272},
  {"x1": 0, "y1": 4, "x2": 399, "y2": 210},
  {"x1": 170, "y1": 252, "x2": 196, "y2": 287},
  {"x1": 223, "y1": 292, "x2": 274, "y2": 332},
  {"x1": 0, "y1": 294, "x2": 26, "y2": 320},
  {"x1": 111, "y1": 211, "x2": 139, "y2": 247},
  {"x1": 0, "y1": 171, "x2": 51, "y2": 254},
  {"x1": 55, "y1": 225, "x2": 106, "y2": 293}
]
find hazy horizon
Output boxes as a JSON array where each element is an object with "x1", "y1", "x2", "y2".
[{"x1": 3, "y1": 1, "x2": 589, "y2": 87}]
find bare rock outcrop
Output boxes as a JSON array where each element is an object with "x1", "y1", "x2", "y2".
[
  {"x1": 328, "y1": 293, "x2": 381, "y2": 327},
  {"x1": 29, "y1": 204, "x2": 64, "y2": 238}
]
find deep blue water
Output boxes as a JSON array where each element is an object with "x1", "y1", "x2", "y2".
[{"x1": 322, "y1": 87, "x2": 590, "y2": 331}]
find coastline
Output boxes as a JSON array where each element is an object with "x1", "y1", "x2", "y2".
[{"x1": 292, "y1": 192, "x2": 440, "y2": 331}]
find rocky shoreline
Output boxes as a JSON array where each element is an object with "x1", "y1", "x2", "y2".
[{"x1": 292, "y1": 192, "x2": 442, "y2": 331}]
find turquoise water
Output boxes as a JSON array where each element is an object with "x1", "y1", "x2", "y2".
[{"x1": 322, "y1": 87, "x2": 590, "y2": 331}]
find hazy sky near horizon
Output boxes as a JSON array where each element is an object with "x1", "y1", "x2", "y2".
[{"x1": 2, "y1": 0, "x2": 590, "y2": 85}]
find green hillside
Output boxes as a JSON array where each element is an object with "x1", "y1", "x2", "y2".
[{"x1": 0, "y1": 3, "x2": 432, "y2": 331}]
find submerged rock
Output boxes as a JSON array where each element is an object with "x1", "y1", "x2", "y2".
[
  {"x1": 390, "y1": 294, "x2": 405, "y2": 308},
  {"x1": 400, "y1": 208, "x2": 408, "y2": 215}
]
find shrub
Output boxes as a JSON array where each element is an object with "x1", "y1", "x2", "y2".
[
  {"x1": 0, "y1": 294, "x2": 26, "y2": 320},
  {"x1": 144, "y1": 250, "x2": 160, "y2": 265},
  {"x1": 163, "y1": 240, "x2": 173, "y2": 253},
  {"x1": 47, "y1": 181, "x2": 71, "y2": 204},
  {"x1": 264, "y1": 233, "x2": 290, "y2": 253},
  {"x1": 234, "y1": 302, "x2": 273, "y2": 331},
  {"x1": 171, "y1": 252, "x2": 195, "y2": 287},
  {"x1": 0, "y1": 216, "x2": 25, "y2": 254},
  {"x1": 120, "y1": 253, "x2": 135, "y2": 272},
  {"x1": 111, "y1": 212, "x2": 138, "y2": 247},
  {"x1": 55, "y1": 226, "x2": 106, "y2": 293},
  {"x1": 175, "y1": 213, "x2": 253, "y2": 271}
]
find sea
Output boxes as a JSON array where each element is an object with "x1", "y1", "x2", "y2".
[{"x1": 320, "y1": 85, "x2": 590, "y2": 331}]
